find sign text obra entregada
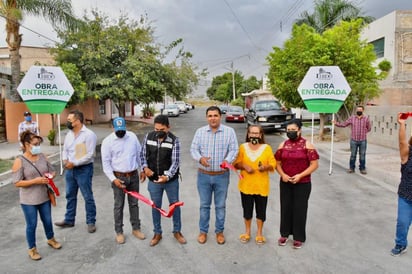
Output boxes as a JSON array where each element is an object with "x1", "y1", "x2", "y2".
[
  {"x1": 17, "y1": 66, "x2": 74, "y2": 114},
  {"x1": 297, "y1": 66, "x2": 351, "y2": 113}
]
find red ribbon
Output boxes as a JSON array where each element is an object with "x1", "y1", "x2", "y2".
[
  {"x1": 220, "y1": 162, "x2": 243, "y2": 179},
  {"x1": 123, "y1": 190, "x2": 184, "y2": 218},
  {"x1": 45, "y1": 173, "x2": 60, "y2": 196}
]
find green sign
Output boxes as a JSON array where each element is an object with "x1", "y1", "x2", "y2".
[
  {"x1": 17, "y1": 66, "x2": 74, "y2": 114},
  {"x1": 297, "y1": 66, "x2": 351, "y2": 113}
]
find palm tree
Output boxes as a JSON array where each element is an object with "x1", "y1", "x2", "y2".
[
  {"x1": 295, "y1": 0, "x2": 374, "y2": 33},
  {"x1": 0, "y1": 0, "x2": 79, "y2": 101}
]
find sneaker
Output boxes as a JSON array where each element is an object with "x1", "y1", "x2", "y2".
[
  {"x1": 391, "y1": 245, "x2": 407, "y2": 256},
  {"x1": 360, "y1": 170, "x2": 367, "y2": 175},
  {"x1": 116, "y1": 233, "x2": 125, "y2": 244},
  {"x1": 278, "y1": 237, "x2": 288, "y2": 246},
  {"x1": 347, "y1": 169, "x2": 354, "y2": 173},
  {"x1": 28, "y1": 247, "x2": 41, "y2": 260},
  {"x1": 293, "y1": 240, "x2": 303, "y2": 249},
  {"x1": 47, "y1": 237, "x2": 62, "y2": 249},
  {"x1": 87, "y1": 224, "x2": 96, "y2": 233}
]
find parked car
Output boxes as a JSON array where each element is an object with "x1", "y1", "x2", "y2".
[
  {"x1": 245, "y1": 99, "x2": 295, "y2": 130},
  {"x1": 175, "y1": 101, "x2": 187, "y2": 113},
  {"x1": 164, "y1": 104, "x2": 180, "y2": 117},
  {"x1": 219, "y1": 105, "x2": 229, "y2": 114},
  {"x1": 292, "y1": 108, "x2": 320, "y2": 121},
  {"x1": 225, "y1": 106, "x2": 245, "y2": 123}
]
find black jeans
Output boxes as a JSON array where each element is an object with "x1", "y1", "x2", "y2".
[
  {"x1": 112, "y1": 173, "x2": 141, "y2": 234},
  {"x1": 279, "y1": 181, "x2": 311, "y2": 242}
]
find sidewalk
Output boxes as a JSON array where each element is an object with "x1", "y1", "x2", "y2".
[{"x1": 303, "y1": 127, "x2": 400, "y2": 193}]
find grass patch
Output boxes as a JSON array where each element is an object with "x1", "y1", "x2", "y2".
[{"x1": 0, "y1": 159, "x2": 14, "y2": 174}]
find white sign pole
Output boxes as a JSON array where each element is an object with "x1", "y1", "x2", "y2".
[
  {"x1": 329, "y1": 113, "x2": 335, "y2": 175},
  {"x1": 58, "y1": 114, "x2": 63, "y2": 176},
  {"x1": 311, "y1": 113, "x2": 314, "y2": 144}
]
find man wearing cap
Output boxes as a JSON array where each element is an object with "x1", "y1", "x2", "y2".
[
  {"x1": 18, "y1": 112, "x2": 39, "y2": 149},
  {"x1": 140, "y1": 114, "x2": 186, "y2": 246},
  {"x1": 101, "y1": 117, "x2": 146, "y2": 244}
]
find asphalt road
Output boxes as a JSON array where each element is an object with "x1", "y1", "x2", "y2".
[{"x1": 0, "y1": 107, "x2": 411, "y2": 274}]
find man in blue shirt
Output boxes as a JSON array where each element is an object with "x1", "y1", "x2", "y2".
[
  {"x1": 101, "y1": 117, "x2": 146, "y2": 244},
  {"x1": 190, "y1": 106, "x2": 239, "y2": 245}
]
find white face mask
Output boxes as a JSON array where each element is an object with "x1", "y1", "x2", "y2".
[{"x1": 31, "y1": 145, "x2": 41, "y2": 155}]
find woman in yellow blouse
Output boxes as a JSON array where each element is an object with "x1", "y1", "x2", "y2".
[{"x1": 233, "y1": 125, "x2": 276, "y2": 244}]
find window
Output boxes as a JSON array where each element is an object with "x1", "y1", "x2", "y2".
[
  {"x1": 370, "y1": 37, "x2": 385, "y2": 58},
  {"x1": 99, "y1": 100, "x2": 106, "y2": 115}
]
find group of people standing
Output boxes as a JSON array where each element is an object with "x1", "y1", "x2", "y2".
[{"x1": 12, "y1": 105, "x2": 411, "y2": 261}]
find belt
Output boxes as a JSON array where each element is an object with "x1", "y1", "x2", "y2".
[
  {"x1": 198, "y1": 168, "x2": 227, "y2": 175},
  {"x1": 113, "y1": 170, "x2": 138, "y2": 177}
]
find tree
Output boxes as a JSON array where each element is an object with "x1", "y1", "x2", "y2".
[
  {"x1": 0, "y1": 0, "x2": 79, "y2": 101},
  {"x1": 54, "y1": 11, "x2": 201, "y2": 117},
  {"x1": 267, "y1": 20, "x2": 380, "y2": 139},
  {"x1": 295, "y1": 0, "x2": 374, "y2": 33}
]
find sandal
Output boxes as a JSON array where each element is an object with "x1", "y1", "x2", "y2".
[
  {"x1": 239, "y1": 234, "x2": 250, "y2": 243},
  {"x1": 255, "y1": 236, "x2": 266, "y2": 245}
]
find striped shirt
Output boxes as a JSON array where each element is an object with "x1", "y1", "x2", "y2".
[
  {"x1": 190, "y1": 124, "x2": 239, "y2": 171},
  {"x1": 335, "y1": 115, "x2": 371, "y2": 141}
]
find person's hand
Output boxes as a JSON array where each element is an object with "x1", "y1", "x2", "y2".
[
  {"x1": 288, "y1": 174, "x2": 303, "y2": 184},
  {"x1": 64, "y1": 161, "x2": 74, "y2": 169},
  {"x1": 281, "y1": 174, "x2": 292, "y2": 183},
  {"x1": 199, "y1": 156, "x2": 211, "y2": 167},
  {"x1": 36, "y1": 176, "x2": 49, "y2": 185},
  {"x1": 258, "y1": 165, "x2": 267, "y2": 172},
  {"x1": 139, "y1": 171, "x2": 146, "y2": 182},
  {"x1": 144, "y1": 167, "x2": 154, "y2": 177},
  {"x1": 398, "y1": 113, "x2": 406, "y2": 124},
  {"x1": 242, "y1": 163, "x2": 254, "y2": 174},
  {"x1": 113, "y1": 179, "x2": 125, "y2": 189},
  {"x1": 154, "y1": 175, "x2": 169, "y2": 184},
  {"x1": 332, "y1": 120, "x2": 336, "y2": 124}
]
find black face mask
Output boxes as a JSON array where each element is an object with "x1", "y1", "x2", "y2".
[
  {"x1": 249, "y1": 137, "x2": 260, "y2": 145},
  {"x1": 356, "y1": 111, "x2": 363, "y2": 116},
  {"x1": 286, "y1": 131, "x2": 298, "y2": 140},
  {"x1": 66, "y1": 121, "x2": 74, "y2": 130},
  {"x1": 115, "y1": 130, "x2": 126, "y2": 138},
  {"x1": 155, "y1": 130, "x2": 167, "y2": 139}
]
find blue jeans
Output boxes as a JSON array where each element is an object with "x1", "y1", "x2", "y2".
[
  {"x1": 21, "y1": 201, "x2": 54, "y2": 249},
  {"x1": 64, "y1": 163, "x2": 96, "y2": 225},
  {"x1": 147, "y1": 177, "x2": 181, "y2": 234},
  {"x1": 197, "y1": 171, "x2": 229, "y2": 234},
  {"x1": 112, "y1": 173, "x2": 141, "y2": 233},
  {"x1": 350, "y1": 139, "x2": 367, "y2": 171},
  {"x1": 395, "y1": 196, "x2": 412, "y2": 247}
]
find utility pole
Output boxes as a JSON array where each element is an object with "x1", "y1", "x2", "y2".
[{"x1": 231, "y1": 62, "x2": 236, "y2": 101}]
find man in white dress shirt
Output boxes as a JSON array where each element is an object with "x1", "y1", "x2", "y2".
[{"x1": 101, "y1": 117, "x2": 146, "y2": 244}]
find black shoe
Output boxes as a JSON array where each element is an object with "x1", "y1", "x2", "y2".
[{"x1": 54, "y1": 221, "x2": 74, "y2": 228}]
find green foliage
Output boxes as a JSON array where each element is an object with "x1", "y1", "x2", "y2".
[
  {"x1": 378, "y1": 60, "x2": 392, "y2": 72},
  {"x1": 207, "y1": 73, "x2": 261, "y2": 103},
  {"x1": 230, "y1": 97, "x2": 244, "y2": 107},
  {"x1": 53, "y1": 10, "x2": 201, "y2": 117},
  {"x1": 47, "y1": 129, "x2": 56, "y2": 146},
  {"x1": 295, "y1": 0, "x2": 374, "y2": 33},
  {"x1": 267, "y1": 20, "x2": 380, "y2": 113}
]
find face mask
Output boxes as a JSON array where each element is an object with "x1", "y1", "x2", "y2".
[
  {"x1": 155, "y1": 130, "x2": 167, "y2": 139},
  {"x1": 249, "y1": 137, "x2": 260, "y2": 145},
  {"x1": 115, "y1": 130, "x2": 126, "y2": 138},
  {"x1": 31, "y1": 145, "x2": 41, "y2": 155},
  {"x1": 356, "y1": 111, "x2": 363, "y2": 116},
  {"x1": 66, "y1": 121, "x2": 74, "y2": 130},
  {"x1": 286, "y1": 131, "x2": 298, "y2": 140},
  {"x1": 25, "y1": 116, "x2": 32, "y2": 122}
]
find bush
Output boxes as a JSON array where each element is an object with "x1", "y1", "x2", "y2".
[
  {"x1": 47, "y1": 129, "x2": 56, "y2": 146},
  {"x1": 378, "y1": 60, "x2": 391, "y2": 72}
]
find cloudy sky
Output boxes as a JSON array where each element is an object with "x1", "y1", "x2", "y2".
[{"x1": 0, "y1": 0, "x2": 410, "y2": 89}]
